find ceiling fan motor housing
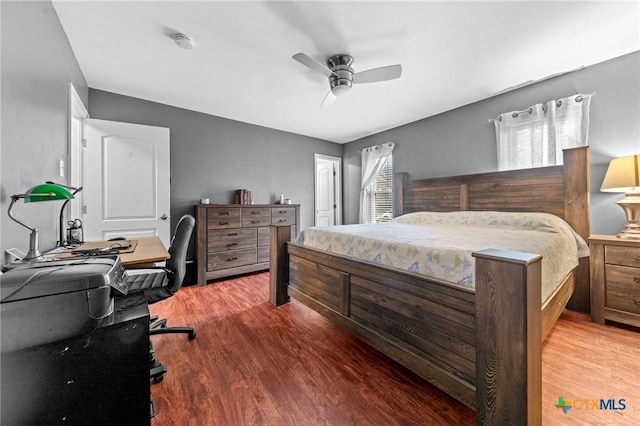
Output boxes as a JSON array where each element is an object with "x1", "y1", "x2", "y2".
[{"x1": 327, "y1": 54, "x2": 354, "y2": 96}]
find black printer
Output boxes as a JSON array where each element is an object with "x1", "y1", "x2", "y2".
[{"x1": 0, "y1": 256, "x2": 128, "y2": 352}]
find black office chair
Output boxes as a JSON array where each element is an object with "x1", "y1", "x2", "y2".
[{"x1": 125, "y1": 214, "x2": 196, "y2": 382}]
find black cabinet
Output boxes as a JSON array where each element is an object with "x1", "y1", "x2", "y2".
[{"x1": 1, "y1": 294, "x2": 150, "y2": 425}]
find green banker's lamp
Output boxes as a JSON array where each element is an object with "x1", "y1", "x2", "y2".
[{"x1": 8, "y1": 183, "x2": 74, "y2": 262}]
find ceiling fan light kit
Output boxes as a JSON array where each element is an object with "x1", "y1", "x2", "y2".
[
  {"x1": 327, "y1": 54, "x2": 354, "y2": 97},
  {"x1": 293, "y1": 52, "x2": 402, "y2": 107}
]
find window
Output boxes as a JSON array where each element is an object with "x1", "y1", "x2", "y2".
[
  {"x1": 366, "y1": 155, "x2": 393, "y2": 223},
  {"x1": 492, "y1": 94, "x2": 591, "y2": 171},
  {"x1": 360, "y1": 142, "x2": 394, "y2": 224}
]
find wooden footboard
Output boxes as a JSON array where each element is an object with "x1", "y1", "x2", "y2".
[
  {"x1": 473, "y1": 248, "x2": 542, "y2": 425},
  {"x1": 270, "y1": 225, "x2": 551, "y2": 425}
]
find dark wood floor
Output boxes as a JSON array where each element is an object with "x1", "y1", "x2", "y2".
[{"x1": 149, "y1": 272, "x2": 640, "y2": 425}]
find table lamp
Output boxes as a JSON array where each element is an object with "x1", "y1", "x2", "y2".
[
  {"x1": 7, "y1": 183, "x2": 74, "y2": 261},
  {"x1": 601, "y1": 154, "x2": 640, "y2": 239},
  {"x1": 46, "y1": 181, "x2": 83, "y2": 247}
]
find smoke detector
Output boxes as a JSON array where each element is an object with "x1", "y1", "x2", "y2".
[{"x1": 174, "y1": 33, "x2": 194, "y2": 50}]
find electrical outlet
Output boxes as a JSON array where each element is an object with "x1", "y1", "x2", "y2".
[{"x1": 58, "y1": 159, "x2": 65, "y2": 177}]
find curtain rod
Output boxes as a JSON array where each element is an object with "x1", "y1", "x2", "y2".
[
  {"x1": 358, "y1": 141, "x2": 395, "y2": 153},
  {"x1": 489, "y1": 93, "x2": 591, "y2": 122}
]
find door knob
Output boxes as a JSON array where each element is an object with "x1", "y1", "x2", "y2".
[{"x1": 160, "y1": 214, "x2": 168, "y2": 220}]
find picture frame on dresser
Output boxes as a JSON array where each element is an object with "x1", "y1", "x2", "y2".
[{"x1": 195, "y1": 203, "x2": 300, "y2": 286}]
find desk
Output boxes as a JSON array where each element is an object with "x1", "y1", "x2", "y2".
[
  {"x1": 118, "y1": 236, "x2": 170, "y2": 266},
  {"x1": 53, "y1": 236, "x2": 170, "y2": 266}
]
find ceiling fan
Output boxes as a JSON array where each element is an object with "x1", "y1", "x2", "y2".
[{"x1": 292, "y1": 52, "x2": 402, "y2": 107}]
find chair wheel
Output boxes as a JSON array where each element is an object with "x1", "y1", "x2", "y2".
[
  {"x1": 188, "y1": 330, "x2": 196, "y2": 340},
  {"x1": 150, "y1": 358, "x2": 167, "y2": 383}
]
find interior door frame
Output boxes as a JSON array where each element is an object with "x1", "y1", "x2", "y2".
[
  {"x1": 314, "y1": 154, "x2": 342, "y2": 226},
  {"x1": 68, "y1": 83, "x2": 89, "y2": 224}
]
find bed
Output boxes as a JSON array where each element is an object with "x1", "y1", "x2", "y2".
[{"x1": 269, "y1": 146, "x2": 590, "y2": 425}]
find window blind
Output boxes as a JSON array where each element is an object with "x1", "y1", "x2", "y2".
[{"x1": 366, "y1": 156, "x2": 393, "y2": 223}]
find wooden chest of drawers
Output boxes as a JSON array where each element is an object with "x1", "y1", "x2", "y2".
[
  {"x1": 195, "y1": 204, "x2": 299, "y2": 286},
  {"x1": 590, "y1": 234, "x2": 640, "y2": 327}
]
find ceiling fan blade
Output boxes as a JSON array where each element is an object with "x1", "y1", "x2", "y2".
[
  {"x1": 353, "y1": 64, "x2": 402, "y2": 84},
  {"x1": 321, "y1": 90, "x2": 337, "y2": 108},
  {"x1": 293, "y1": 53, "x2": 336, "y2": 77}
]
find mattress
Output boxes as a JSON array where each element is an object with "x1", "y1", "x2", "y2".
[{"x1": 297, "y1": 211, "x2": 589, "y2": 303}]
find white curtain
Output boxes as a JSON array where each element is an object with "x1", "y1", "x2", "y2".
[
  {"x1": 360, "y1": 142, "x2": 394, "y2": 224},
  {"x1": 492, "y1": 94, "x2": 592, "y2": 171}
]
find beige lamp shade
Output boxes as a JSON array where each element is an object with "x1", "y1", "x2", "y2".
[
  {"x1": 601, "y1": 154, "x2": 640, "y2": 239},
  {"x1": 601, "y1": 155, "x2": 640, "y2": 192}
]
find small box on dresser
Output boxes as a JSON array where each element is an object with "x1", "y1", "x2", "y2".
[
  {"x1": 195, "y1": 204, "x2": 299, "y2": 286},
  {"x1": 590, "y1": 234, "x2": 640, "y2": 327}
]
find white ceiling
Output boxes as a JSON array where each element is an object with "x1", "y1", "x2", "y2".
[{"x1": 51, "y1": 1, "x2": 640, "y2": 144}]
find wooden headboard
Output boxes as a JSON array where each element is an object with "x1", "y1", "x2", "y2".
[{"x1": 393, "y1": 146, "x2": 591, "y2": 241}]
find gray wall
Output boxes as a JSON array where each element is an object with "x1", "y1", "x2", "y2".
[
  {"x1": 343, "y1": 51, "x2": 640, "y2": 235},
  {"x1": 1, "y1": 1, "x2": 89, "y2": 257},
  {"x1": 88, "y1": 90, "x2": 343, "y2": 234}
]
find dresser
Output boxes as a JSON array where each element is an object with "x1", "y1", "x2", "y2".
[
  {"x1": 195, "y1": 204, "x2": 300, "y2": 286},
  {"x1": 589, "y1": 234, "x2": 640, "y2": 327}
]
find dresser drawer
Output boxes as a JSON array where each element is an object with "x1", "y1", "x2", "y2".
[
  {"x1": 207, "y1": 207, "x2": 241, "y2": 229},
  {"x1": 243, "y1": 207, "x2": 271, "y2": 217},
  {"x1": 257, "y1": 245, "x2": 270, "y2": 263},
  {"x1": 242, "y1": 214, "x2": 270, "y2": 227},
  {"x1": 271, "y1": 215, "x2": 294, "y2": 226},
  {"x1": 605, "y1": 264, "x2": 640, "y2": 314},
  {"x1": 272, "y1": 207, "x2": 296, "y2": 222},
  {"x1": 207, "y1": 248, "x2": 257, "y2": 271},
  {"x1": 257, "y1": 227, "x2": 270, "y2": 246},
  {"x1": 208, "y1": 228, "x2": 256, "y2": 252},
  {"x1": 605, "y1": 245, "x2": 640, "y2": 267}
]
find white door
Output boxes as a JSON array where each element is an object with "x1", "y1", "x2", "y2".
[
  {"x1": 82, "y1": 118, "x2": 171, "y2": 246},
  {"x1": 314, "y1": 154, "x2": 342, "y2": 227}
]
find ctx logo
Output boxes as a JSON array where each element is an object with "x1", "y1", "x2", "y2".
[
  {"x1": 555, "y1": 396, "x2": 626, "y2": 414},
  {"x1": 555, "y1": 396, "x2": 572, "y2": 414}
]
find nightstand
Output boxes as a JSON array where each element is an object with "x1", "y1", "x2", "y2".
[{"x1": 590, "y1": 235, "x2": 640, "y2": 327}]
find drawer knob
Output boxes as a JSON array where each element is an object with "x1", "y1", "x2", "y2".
[
  {"x1": 252, "y1": 220, "x2": 261, "y2": 224},
  {"x1": 219, "y1": 221, "x2": 230, "y2": 225},
  {"x1": 251, "y1": 211, "x2": 261, "y2": 214},
  {"x1": 227, "y1": 257, "x2": 238, "y2": 261},
  {"x1": 228, "y1": 242, "x2": 237, "y2": 247},
  {"x1": 635, "y1": 299, "x2": 640, "y2": 306},
  {"x1": 219, "y1": 212, "x2": 230, "y2": 216},
  {"x1": 228, "y1": 232, "x2": 238, "y2": 236},
  {"x1": 279, "y1": 210, "x2": 287, "y2": 213},
  {"x1": 634, "y1": 277, "x2": 640, "y2": 283},
  {"x1": 279, "y1": 219, "x2": 288, "y2": 223}
]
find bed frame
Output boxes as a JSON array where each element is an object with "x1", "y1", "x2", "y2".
[{"x1": 269, "y1": 146, "x2": 590, "y2": 425}]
